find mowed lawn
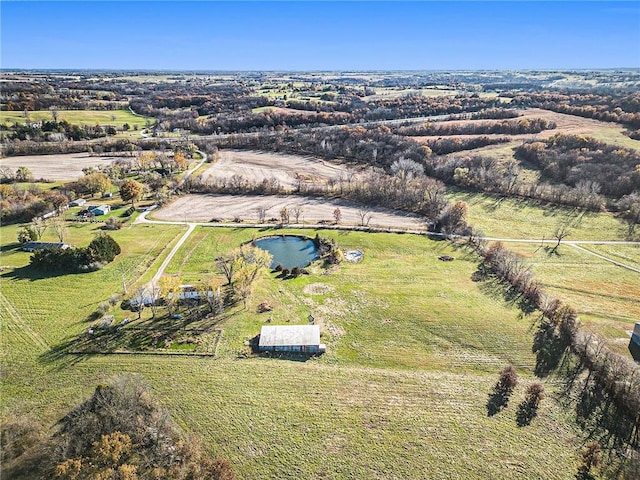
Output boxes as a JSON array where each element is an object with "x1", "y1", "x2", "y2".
[
  {"x1": 1, "y1": 223, "x2": 582, "y2": 479},
  {"x1": 0, "y1": 109, "x2": 148, "y2": 127}
]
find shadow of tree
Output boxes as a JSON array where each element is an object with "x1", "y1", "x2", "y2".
[
  {"x1": 532, "y1": 322, "x2": 570, "y2": 377},
  {"x1": 39, "y1": 306, "x2": 234, "y2": 369},
  {"x1": 516, "y1": 398, "x2": 540, "y2": 427},
  {"x1": 471, "y1": 265, "x2": 538, "y2": 315},
  {"x1": 486, "y1": 390, "x2": 510, "y2": 417},
  {"x1": 0, "y1": 242, "x2": 22, "y2": 253},
  {"x1": 0, "y1": 264, "x2": 81, "y2": 281}
]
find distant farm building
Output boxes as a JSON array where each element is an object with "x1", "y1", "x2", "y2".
[
  {"x1": 258, "y1": 325, "x2": 325, "y2": 354},
  {"x1": 89, "y1": 205, "x2": 111, "y2": 216},
  {"x1": 632, "y1": 323, "x2": 640, "y2": 347},
  {"x1": 69, "y1": 198, "x2": 87, "y2": 207},
  {"x1": 22, "y1": 241, "x2": 72, "y2": 252}
]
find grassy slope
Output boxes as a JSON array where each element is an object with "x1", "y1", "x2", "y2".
[
  {"x1": 448, "y1": 190, "x2": 632, "y2": 241},
  {"x1": 1, "y1": 223, "x2": 581, "y2": 479},
  {"x1": 507, "y1": 242, "x2": 640, "y2": 356}
]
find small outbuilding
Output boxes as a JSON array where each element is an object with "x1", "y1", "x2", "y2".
[
  {"x1": 89, "y1": 205, "x2": 111, "y2": 216},
  {"x1": 22, "y1": 241, "x2": 72, "y2": 252},
  {"x1": 258, "y1": 325, "x2": 325, "y2": 354},
  {"x1": 632, "y1": 323, "x2": 640, "y2": 347},
  {"x1": 69, "y1": 198, "x2": 87, "y2": 207}
]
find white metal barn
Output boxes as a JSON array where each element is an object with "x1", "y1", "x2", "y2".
[{"x1": 258, "y1": 325, "x2": 326, "y2": 354}]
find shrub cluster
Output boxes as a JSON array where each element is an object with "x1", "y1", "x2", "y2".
[{"x1": 30, "y1": 233, "x2": 121, "y2": 273}]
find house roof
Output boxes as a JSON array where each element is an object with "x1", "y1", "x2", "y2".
[
  {"x1": 259, "y1": 325, "x2": 320, "y2": 347},
  {"x1": 22, "y1": 241, "x2": 71, "y2": 251}
]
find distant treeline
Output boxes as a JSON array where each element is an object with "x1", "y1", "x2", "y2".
[
  {"x1": 395, "y1": 118, "x2": 556, "y2": 136},
  {"x1": 422, "y1": 136, "x2": 511, "y2": 155},
  {"x1": 515, "y1": 134, "x2": 640, "y2": 198},
  {"x1": 2, "y1": 120, "x2": 111, "y2": 142}
]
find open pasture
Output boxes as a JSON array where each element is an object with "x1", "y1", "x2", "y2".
[
  {"x1": 448, "y1": 190, "x2": 631, "y2": 241},
  {"x1": 506, "y1": 242, "x2": 640, "y2": 357},
  {"x1": 0, "y1": 153, "x2": 124, "y2": 180},
  {"x1": 199, "y1": 149, "x2": 365, "y2": 189},
  {"x1": 0, "y1": 218, "x2": 588, "y2": 478},
  {"x1": 0, "y1": 109, "x2": 146, "y2": 127}
]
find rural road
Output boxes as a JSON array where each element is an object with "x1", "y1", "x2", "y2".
[
  {"x1": 135, "y1": 210, "x2": 640, "y2": 278},
  {"x1": 150, "y1": 223, "x2": 196, "y2": 287}
]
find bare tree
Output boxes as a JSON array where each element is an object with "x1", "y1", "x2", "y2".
[
  {"x1": 333, "y1": 208, "x2": 342, "y2": 224},
  {"x1": 292, "y1": 207, "x2": 303, "y2": 224},
  {"x1": 358, "y1": 208, "x2": 373, "y2": 226},
  {"x1": 148, "y1": 284, "x2": 161, "y2": 319},
  {"x1": 31, "y1": 217, "x2": 48, "y2": 240},
  {"x1": 390, "y1": 157, "x2": 424, "y2": 184},
  {"x1": 549, "y1": 223, "x2": 572, "y2": 255},
  {"x1": 255, "y1": 205, "x2": 269, "y2": 223},
  {"x1": 216, "y1": 252, "x2": 243, "y2": 285},
  {"x1": 279, "y1": 206, "x2": 289, "y2": 224},
  {"x1": 132, "y1": 287, "x2": 148, "y2": 319},
  {"x1": 50, "y1": 217, "x2": 67, "y2": 242}
]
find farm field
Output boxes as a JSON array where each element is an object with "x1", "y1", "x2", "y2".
[
  {"x1": 151, "y1": 193, "x2": 427, "y2": 229},
  {"x1": 0, "y1": 109, "x2": 147, "y2": 127},
  {"x1": 0, "y1": 153, "x2": 128, "y2": 180},
  {"x1": 199, "y1": 149, "x2": 365, "y2": 189},
  {"x1": 409, "y1": 108, "x2": 640, "y2": 152},
  {"x1": 1, "y1": 222, "x2": 583, "y2": 479}
]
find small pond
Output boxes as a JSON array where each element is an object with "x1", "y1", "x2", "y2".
[{"x1": 253, "y1": 235, "x2": 319, "y2": 270}]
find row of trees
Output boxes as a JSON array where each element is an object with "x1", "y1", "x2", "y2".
[
  {"x1": 422, "y1": 135, "x2": 511, "y2": 155},
  {"x1": 473, "y1": 239, "x2": 640, "y2": 453},
  {"x1": 511, "y1": 91, "x2": 640, "y2": 128},
  {"x1": 0, "y1": 182, "x2": 69, "y2": 224},
  {"x1": 2, "y1": 119, "x2": 112, "y2": 142},
  {"x1": 395, "y1": 118, "x2": 556, "y2": 136}
]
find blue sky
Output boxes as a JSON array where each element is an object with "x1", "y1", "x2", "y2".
[{"x1": 2, "y1": 1, "x2": 639, "y2": 70}]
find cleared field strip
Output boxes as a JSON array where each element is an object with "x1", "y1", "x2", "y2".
[
  {"x1": 0, "y1": 109, "x2": 145, "y2": 126},
  {"x1": 199, "y1": 149, "x2": 366, "y2": 189},
  {"x1": 152, "y1": 194, "x2": 427, "y2": 229}
]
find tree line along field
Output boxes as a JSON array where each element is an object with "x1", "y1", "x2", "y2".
[{"x1": 0, "y1": 222, "x2": 583, "y2": 479}]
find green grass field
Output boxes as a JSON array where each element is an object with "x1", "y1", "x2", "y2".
[
  {"x1": 1, "y1": 221, "x2": 585, "y2": 478},
  {"x1": 448, "y1": 189, "x2": 633, "y2": 241},
  {"x1": 0, "y1": 109, "x2": 150, "y2": 127},
  {"x1": 505, "y1": 242, "x2": 640, "y2": 356}
]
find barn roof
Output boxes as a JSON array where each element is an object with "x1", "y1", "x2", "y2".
[
  {"x1": 259, "y1": 325, "x2": 320, "y2": 348},
  {"x1": 22, "y1": 241, "x2": 71, "y2": 251}
]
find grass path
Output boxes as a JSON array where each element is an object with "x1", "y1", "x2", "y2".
[
  {"x1": 568, "y1": 243, "x2": 640, "y2": 273},
  {"x1": 0, "y1": 291, "x2": 49, "y2": 351}
]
